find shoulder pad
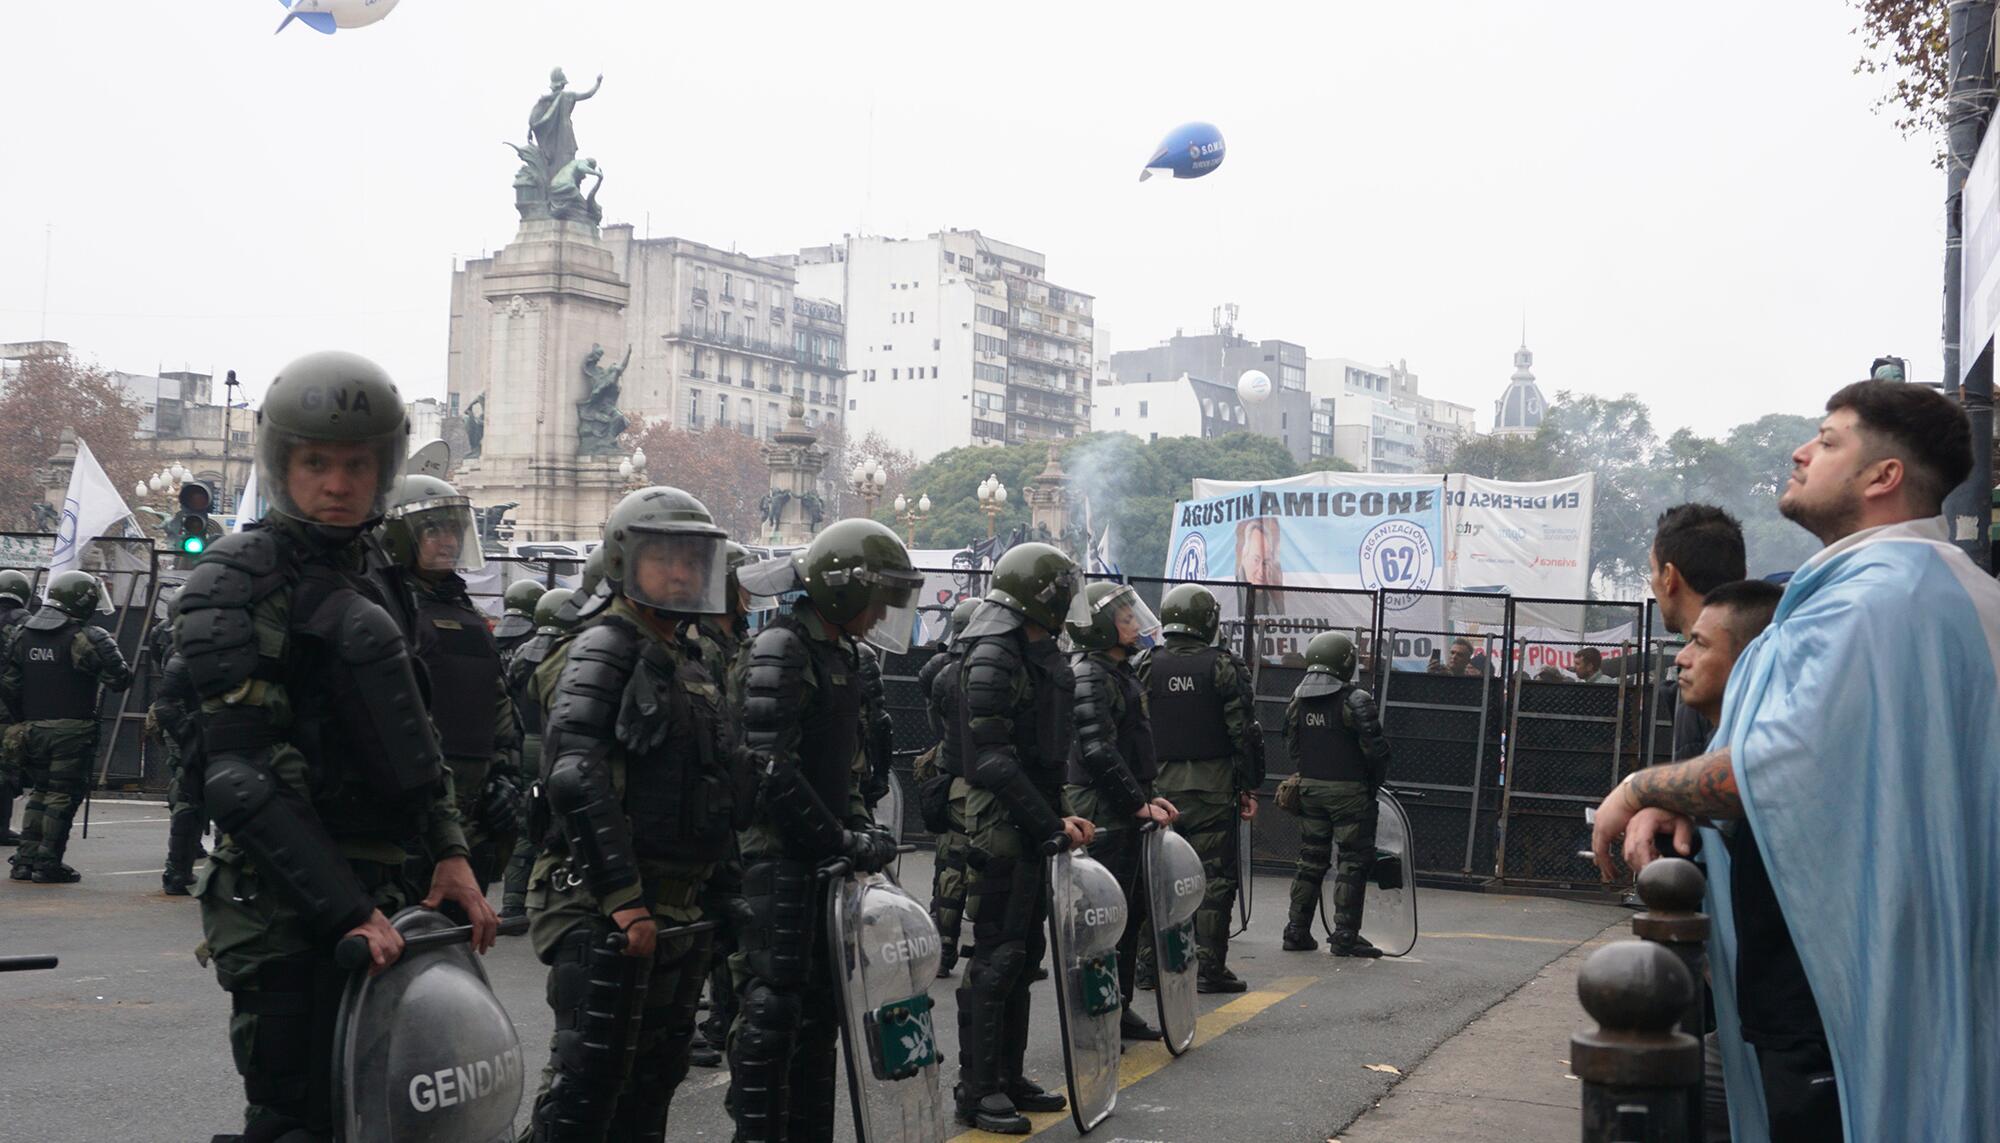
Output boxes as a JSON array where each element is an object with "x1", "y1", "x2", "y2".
[
  {"x1": 546, "y1": 620, "x2": 640, "y2": 740},
  {"x1": 25, "y1": 610, "x2": 69, "y2": 632},
  {"x1": 1343, "y1": 686, "x2": 1378, "y2": 715},
  {"x1": 82, "y1": 625, "x2": 120, "y2": 653},
  {"x1": 177, "y1": 540, "x2": 289, "y2": 617},
  {"x1": 194, "y1": 529, "x2": 287, "y2": 578},
  {"x1": 742, "y1": 622, "x2": 812, "y2": 736},
  {"x1": 1071, "y1": 654, "x2": 1108, "y2": 684},
  {"x1": 961, "y1": 634, "x2": 1023, "y2": 672}
]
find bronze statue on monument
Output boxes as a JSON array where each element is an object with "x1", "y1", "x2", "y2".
[
  {"x1": 508, "y1": 66, "x2": 605, "y2": 223},
  {"x1": 576, "y1": 343, "x2": 631, "y2": 455}
]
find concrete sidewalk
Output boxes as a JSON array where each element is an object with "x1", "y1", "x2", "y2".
[{"x1": 1335, "y1": 917, "x2": 1628, "y2": 1142}]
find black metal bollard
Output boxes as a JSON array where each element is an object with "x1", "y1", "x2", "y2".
[
  {"x1": 1574, "y1": 941, "x2": 1699, "y2": 1143},
  {"x1": 1631, "y1": 856, "x2": 1709, "y2": 1135}
]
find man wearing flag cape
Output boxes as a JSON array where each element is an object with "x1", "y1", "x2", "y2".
[{"x1": 1591, "y1": 380, "x2": 2000, "y2": 1142}]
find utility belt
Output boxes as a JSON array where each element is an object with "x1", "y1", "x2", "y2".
[{"x1": 549, "y1": 856, "x2": 705, "y2": 911}]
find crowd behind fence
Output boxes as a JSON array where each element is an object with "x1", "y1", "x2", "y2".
[{"x1": 42, "y1": 541, "x2": 1668, "y2": 894}]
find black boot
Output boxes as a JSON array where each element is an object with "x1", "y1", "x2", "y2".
[
  {"x1": 1001, "y1": 982, "x2": 1066, "y2": 1112},
  {"x1": 1330, "y1": 931, "x2": 1383, "y2": 958},
  {"x1": 1119, "y1": 1006, "x2": 1162, "y2": 1041},
  {"x1": 954, "y1": 972, "x2": 1029, "y2": 1133},
  {"x1": 1282, "y1": 924, "x2": 1318, "y2": 952},
  {"x1": 1197, "y1": 963, "x2": 1247, "y2": 993},
  {"x1": 32, "y1": 863, "x2": 81, "y2": 884}
]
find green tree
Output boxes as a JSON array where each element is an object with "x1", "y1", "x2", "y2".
[
  {"x1": 1301, "y1": 454, "x2": 1360, "y2": 474},
  {"x1": 1852, "y1": 0, "x2": 1950, "y2": 163}
]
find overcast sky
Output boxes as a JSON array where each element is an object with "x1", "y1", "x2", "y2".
[{"x1": 0, "y1": 1, "x2": 1945, "y2": 438}]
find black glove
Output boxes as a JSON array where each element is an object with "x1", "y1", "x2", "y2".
[
  {"x1": 478, "y1": 772, "x2": 526, "y2": 833},
  {"x1": 843, "y1": 828, "x2": 898, "y2": 874}
]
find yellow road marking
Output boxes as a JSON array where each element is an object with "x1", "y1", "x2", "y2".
[
  {"x1": 1423, "y1": 931, "x2": 1580, "y2": 946},
  {"x1": 948, "y1": 974, "x2": 1318, "y2": 1142}
]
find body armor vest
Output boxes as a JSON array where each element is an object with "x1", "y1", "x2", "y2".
[
  {"x1": 286, "y1": 563, "x2": 444, "y2": 838},
  {"x1": 931, "y1": 658, "x2": 963, "y2": 777},
  {"x1": 1067, "y1": 657, "x2": 1156, "y2": 788},
  {"x1": 18, "y1": 624, "x2": 98, "y2": 720},
  {"x1": 415, "y1": 592, "x2": 502, "y2": 761},
  {"x1": 615, "y1": 626, "x2": 735, "y2": 863},
  {"x1": 795, "y1": 623, "x2": 864, "y2": 822},
  {"x1": 507, "y1": 634, "x2": 558, "y2": 738},
  {"x1": 1146, "y1": 645, "x2": 1232, "y2": 761},
  {"x1": 1293, "y1": 690, "x2": 1369, "y2": 782}
]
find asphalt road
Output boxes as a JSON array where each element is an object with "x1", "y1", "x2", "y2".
[{"x1": 0, "y1": 800, "x2": 1625, "y2": 1142}]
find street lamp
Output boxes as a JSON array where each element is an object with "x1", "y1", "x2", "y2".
[
  {"x1": 976, "y1": 474, "x2": 1008, "y2": 539},
  {"x1": 618, "y1": 446, "x2": 649, "y2": 490},
  {"x1": 894, "y1": 492, "x2": 932, "y2": 546},
  {"x1": 850, "y1": 458, "x2": 888, "y2": 516}
]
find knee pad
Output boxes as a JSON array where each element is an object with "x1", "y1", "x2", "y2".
[
  {"x1": 544, "y1": 925, "x2": 645, "y2": 1088},
  {"x1": 734, "y1": 982, "x2": 803, "y2": 1062}
]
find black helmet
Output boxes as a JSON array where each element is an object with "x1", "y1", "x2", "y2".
[
  {"x1": 255, "y1": 350, "x2": 408, "y2": 531},
  {"x1": 982, "y1": 542, "x2": 1086, "y2": 634},
  {"x1": 577, "y1": 546, "x2": 605, "y2": 597},
  {"x1": 533, "y1": 587, "x2": 577, "y2": 631},
  {"x1": 503, "y1": 579, "x2": 546, "y2": 619},
  {"x1": 601, "y1": 486, "x2": 729, "y2": 615},
  {"x1": 1062, "y1": 581, "x2": 1162, "y2": 654},
  {"x1": 380, "y1": 474, "x2": 485, "y2": 573},
  {"x1": 1296, "y1": 630, "x2": 1359, "y2": 697},
  {"x1": 946, "y1": 597, "x2": 981, "y2": 646},
  {"x1": 1159, "y1": 583, "x2": 1221, "y2": 643},
  {"x1": 737, "y1": 518, "x2": 923, "y2": 653},
  {"x1": 45, "y1": 570, "x2": 110, "y2": 621},
  {"x1": 0, "y1": 569, "x2": 31, "y2": 608}
]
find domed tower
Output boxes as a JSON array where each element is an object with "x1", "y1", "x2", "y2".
[{"x1": 1492, "y1": 322, "x2": 1547, "y2": 437}]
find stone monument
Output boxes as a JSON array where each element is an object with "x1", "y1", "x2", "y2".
[
  {"x1": 451, "y1": 67, "x2": 635, "y2": 539},
  {"x1": 1022, "y1": 444, "x2": 1074, "y2": 553},
  {"x1": 760, "y1": 397, "x2": 828, "y2": 546}
]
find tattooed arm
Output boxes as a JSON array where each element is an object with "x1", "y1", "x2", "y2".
[{"x1": 1590, "y1": 749, "x2": 1739, "y2": 881}]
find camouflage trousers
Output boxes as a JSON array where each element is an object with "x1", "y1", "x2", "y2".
[
  {"x1": 197, "y1": 851, "x2": 419, "y2": 1135},
  {"x1": 6, "y1": 720, "x2": 98, "y2": 874},
  {"x1": 930, "y1": 783, "x2": 970, "y2": 962},
  {"x1": 525, "y1": 854, "x2": 714, "y2": 1139},
  {"x1": 1285, "y1": 779, "x2": 1376, "y2": 936}
]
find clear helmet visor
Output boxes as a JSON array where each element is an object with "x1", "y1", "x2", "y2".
[
  {"x1": 1060, "y1": 576, "x2": 1093, "y2": 631},
  {"x1": 388, "y1": 500, "x2": 486, "y2": 572},
  {"x1": 256, "y1": 427, "x2": 404, "y2": 528},
  {"x1": 93, "y1": 576, "x2": 116, "y2": 614},
  {"x1": 1099, "y1": 585, "x2": 1161, "y2": 650},
  {"x1": 625, "y1": 531, "x2": 729, "y2": 615},
  {"x1": 857, "y1": 570, "x2": 924, "y2": 655}
]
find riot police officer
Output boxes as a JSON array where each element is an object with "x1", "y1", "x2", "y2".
[
  {"x1": 1138, "y1": 583, "x2": 1264, "y2": 993},
  {"x1": 498, "y1": 586, "x2": 573, "y2": 921},
  {"x1": 146, "y1": 606, "x2": 206, "y2": 895},
  {"x1": 0, "y1": 567, "x2": 35, "y2": 846},
  {"x1": 953, "y1": 542, "x2": 1097, "y2": 1134},
  {"x1": 522, "y1": 486, "x2": 739, "y2": 1142},
  {"x1": 914, "y1": 597, "x2": 979, "y2": 977},
  {"x1": 690, "y1": 541, "x2": 757, "y2": 1069},
  {"x1": 496, "y1": 579, "x2": 545, "y2": 656},
  {"x1": 1063, "y1": 582, "x2": 1178, "y2": 1040},
  {"x1": 1282, "y1": 632, "x2": 1390, "y2": 957},
  {"x1": 175, "y1": 350, "x2": 496, "y2": 1141},
  {"x1": 725, "y1": 519, "x2": 919, "y2": 1143},
  {"x1": 382, "y1": 474, "x2": 525, "y2": 892},
  {"x1": 2, "y1": 571, "x2": 132, "y2": 883}
]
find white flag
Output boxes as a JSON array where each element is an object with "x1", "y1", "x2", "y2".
[
  {"x1": 46, "y1": 438, "x2": 139, "y2": 589},
  {"x1": 233, "y1": 466, "x2": 259, "y2": 533}
]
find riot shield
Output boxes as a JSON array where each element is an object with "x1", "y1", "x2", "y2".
[
  {"x1": 1047, "y1": 849, "x2": 1127, "y2": 1133},
  {"x1": 873, "y1": 768, "x2": 906, "y2": 883},
  {"x1": 828, "y1": 870, "x2": 949, "y2": 1143},
  {"x1": 1234, "y1": 815, "x2": 1253, "y2": 934},
  {"x1": 1141, "y1": 827, "x2": 1205, "y2": 1055},
  {"x1": 1319, "y1": 787, "x2": 1419, "y2": 957},
  {"x1": 331, "y1": 908, "x2": 524, "y2": 1143}
]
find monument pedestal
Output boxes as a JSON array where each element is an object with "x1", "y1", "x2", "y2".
[{"x1": 455, "y1": 219, "x2": 632, "y2": 540}]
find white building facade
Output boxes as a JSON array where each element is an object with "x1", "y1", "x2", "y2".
[{"x1": 792, "y1": 230, "x2": 1093, "y2": 460}]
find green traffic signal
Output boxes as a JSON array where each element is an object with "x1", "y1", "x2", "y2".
[{"x1": 180, "y1": 532, "x2": 206, "y2": 556}]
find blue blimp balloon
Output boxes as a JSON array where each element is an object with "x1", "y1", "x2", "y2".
[
  {"x1": 274, "y1": 0, "x2": 401, "y2": 35},
  {"x1": 1139, "y1": 122, "x2": 1226, "y2": 182}
]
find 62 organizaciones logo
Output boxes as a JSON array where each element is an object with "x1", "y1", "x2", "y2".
[
  {"x1": 1358, "y1": 520, "x2": 1435, "y2": 611},
  {"x1": 1171, "y1": 531, "x2": 1208, "y2": 580}
]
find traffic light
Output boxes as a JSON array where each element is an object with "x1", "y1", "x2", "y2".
[
  {"x1": 1871, "y1": 355, "x2": 1908, "y2": 382},
  {"x1": 174, "y1": 483, "x2": 213, "y2": 557}
]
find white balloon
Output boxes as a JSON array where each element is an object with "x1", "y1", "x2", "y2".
[
  {"x1": 1237, "y1": 370, "x2": 1273, "y2": 404},
  {"x1": 276, "y1": 0, "x2": 401, "y2": 34}
]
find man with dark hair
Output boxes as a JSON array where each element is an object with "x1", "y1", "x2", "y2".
[
  {"x1": 1572, "y1": 647, "x2": 1609, "y2": 683},
  {"x1": 1593, "y1": 381, "x2": 1998, "y2": 1142},
  {"x1": 1648, "y1": 504, "x2": 1747, "y2": 766},
  {"x1": 1427, "y1": 637, "x2": 1477, "y2": 677}
]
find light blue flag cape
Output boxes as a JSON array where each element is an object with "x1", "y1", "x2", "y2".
[{"x1": 1701, "y1": 518, "x2": 2000, "y2": 1142}]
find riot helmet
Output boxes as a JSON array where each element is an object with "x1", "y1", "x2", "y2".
[
  {"x1": 984, "y1": 542, "x2": 1088, "y2": 635},
  {"x1": 381, "y1": 474, "x2": 485, "y2": 573},
  {"x1": 576, "y1": 546, "x2": 605, "y2": 597},
  {"x1": 791, "y1": 519, "x2": 924, "y2": 653},
  {"x1": 255, "y1": 350, "x2": 409, "y2": 532},
  {"x1": 1159, "y1": 583, "x2": 1221, "y2": 643},
  {"x1": 533, "y1": 587, "x2": 576, "y2": 631},
  {"x1": 1062, "y1": 581, "x2": 1161, "y2": 654},
  {"x1": 947, "y1": 597, "x2": 981, "y2": 646},
  {"x1": 601, "y1": 486, "x2": 729, "y2": 615},
  {"x1": 1303, "y1": 631, "x2": 1358, "y2": 682},
  {"x1": 725, "y1": 540, "x2": 775, "y2": 617},
  {"x1": 503, "y1": 579, "x2": 546, "y2": 619},
  {"x1": 0, "y1": 569, "x2": 31, "y2": 608},
  {"x1": 45, "y1": 570, "x2": 111, "y2": 620}
]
